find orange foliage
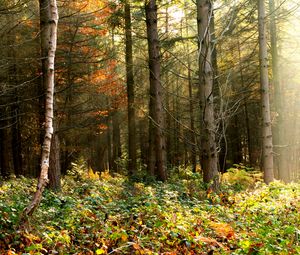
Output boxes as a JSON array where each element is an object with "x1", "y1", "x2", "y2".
[
  {"x1": 98, "y1": 123, "x2": 108, "y2": 130},
  {"x1": 209, "y1": 222, "x2": 235, "y2": 240}
]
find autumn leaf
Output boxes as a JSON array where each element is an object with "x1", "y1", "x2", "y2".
[
  {"x1": 96, "y1": 248, "x2": 106, "y2": 254},
  {"x1": 209, "y1": 222, "x2": 235, "y2": 239}
]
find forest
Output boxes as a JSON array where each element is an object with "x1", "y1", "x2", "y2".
[{"x1": 0, "y1": 0, "x2": 300, "y2": 254}]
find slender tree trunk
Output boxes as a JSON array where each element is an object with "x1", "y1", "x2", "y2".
[
  {"x1": 112, "y1": 112, "x2": 121, "y2": 172},
  {"x1": 139, "y1": 118, "x2": 148, "y2": 168},
  {"x1": 147, "y1": 100, "x2": 156, "y2": 176},
  {"x1": 197, "y1": 0, "x2": 219, "y2": 190},
  {"x1": 145, "y1": 0, "x2": 167, "y2": 181},
  {"x1": 164, "y1": 7, "x2": 173, "y2": 167},
  {"x1": 124, "y1": 1, "x2": 137, "y2": 175},
  {"x1": 188, "y1": 63, "x2": 197, "y2": 173},
  {"x1": 184, "y1": 1, "x2": 197, "y2": 172},
  {"x1": 174, "y1": 77, "x2": 180, "y2": 166},
  {"x1": 269, "y1": 0, "x2": 288, "y2": 182},
  {"x1": 49, "y1": 117, "x2": 61, "y2": 191},
  {"x1": 258, "y1": 0, "x2": 274, "y2": 184},
  {"x1": 11, "y1": 105, "x2": 22, "y2": 176},
  {"x1": 21, "y1": 0, "x2": 58, "y2": 222},
  {"x1": 106, "y1": 115, "x2": 113, "y2": 171},
  {"x1": 244, "y1": 103, "x2": 254, "y2": 166},
  {"x1": 237, "y1": 40, "x2": 254, "y2": 167}
]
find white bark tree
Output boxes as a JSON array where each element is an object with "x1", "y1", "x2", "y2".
[{"x1": 21, "y1": 0, "x2": 58, "y2": 222}]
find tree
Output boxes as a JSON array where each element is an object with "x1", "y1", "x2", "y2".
[
  {"x1": 145, "y1": 0, "x2": 167, "y2": 181},
  {"x1": 269, "y1": 0, "x2": 289, "y2": 182},
  {"x1": 124, "y1": 0, "x2": 137, "y2": 175},
  {"x1": 21, "y1": 0, "x2": 58, "y2": 221},
  {"x1": 258, "y1": 0, "x2": 274, "y2": 184},
  {"x1": 196, "y1": 0, "x2": 219, "y2": 190}
]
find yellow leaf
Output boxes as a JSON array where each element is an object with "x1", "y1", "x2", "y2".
[
  {"x1": 121, "y1": 234, "x2": 128, "y2": 242},
  {"x1": 96, "y1": 249, "x2": 105, "y2": 254}
]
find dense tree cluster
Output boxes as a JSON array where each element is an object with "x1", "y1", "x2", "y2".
[{"x1": 0, "y1": 0, "x2": 299, "y2": 194}]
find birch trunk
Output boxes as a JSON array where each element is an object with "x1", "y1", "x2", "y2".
[
  {"x1": 21, "y1": 0, "x2": 58, "y2": 221},
  {"x1": 197, "y1": 0, "x2": 219, "y2": 190},
  {"x1": 258, "y1": 0, "x2": 274, "y2": 184}
]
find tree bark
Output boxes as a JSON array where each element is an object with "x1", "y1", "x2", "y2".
[
  {"x1": 145, "y1": 0, "x2": 167, "y2": 181},
  {"x1": 269, "y1": 0, "x2": 288, "y2": 182},
  {"x1": 124, "y1": 0, "x2": 137, "y2": 175},
  {"x1": 106, "y1": 114, "x2": 113, "y2": 171},
  {"x1": 258, "y1": 0, "x2": 274, "y2": 184},
  {"x1": 49, "y1": 117, "x2": 61, "y2": 191},
  {"x1": 112, "y1": 111, "x2": 121, "y2": 172},
  {"x1": 188, "y1": 63, "x2": 197, "y2": 173},
  {"x1": 0, "y1": 128, "x2": 11, "y2": 178},
  {"x1": 184, "y1": 1, "x2": 197, "y2": 172},
  {"x1": 197, "y1": 0, "x2": 219, "y2": 190},
  {"x1": 21, "y1": 0, "x2": 58, "y2": 222}
]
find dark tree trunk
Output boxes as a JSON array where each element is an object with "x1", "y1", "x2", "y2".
[
  {"x1": 106, "y1": 115, "x2": 113, "y2": 171},
  {"x1": 112, "y1": 112, "x2": 121, "y2": 172},
  {"x1": 197, "y1": 0, "x2": 219, "y2": 190},
  {"x1": 145, "y1": 0, "x2": 167, "y2": 181},
  {"x1": 0, "y1": 129, "x2": 11, "y2": 177},
  {"x1": 139, "y1": 118, "x2": 148, "y2": 168},
  {"x1": 11, "y1": 110, "x2": 22, "y2": 176},
  {"x1": 188, "y1": 64, "x2": 197, "y2": 173},
  {"x1": 125, "y1": 0, "x2": 137, "y2": 175}
]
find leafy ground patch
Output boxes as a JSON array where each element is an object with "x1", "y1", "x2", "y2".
[{"x1": 0, "y1": 171, "x2": 299, "y2": 254}]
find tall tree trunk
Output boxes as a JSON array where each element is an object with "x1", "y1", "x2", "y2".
[
  {"x1": 124, "y1": 1, "x2": 137, "y2": 175},
  {"x1": 184, "y1": 1, "x2": 197, "y2": 172},
  {"x1": 21, "y1": 0, "x2": 58, "y2": 222},
  {"x1": 164, "y1": 7, "x2": 172, "y2": 167},
  {"x1": 269, "y1": 0, "x2": 288, "y2": 182},
  {"x1": 145, "y1": 0, "x2": 167, "y2": 181},
  {"x1": 197, "y1": 0, "x2": 219, "y2": 190},
  {"x1": 258, "y1": 0, "x2": 274, "y2": 184}
]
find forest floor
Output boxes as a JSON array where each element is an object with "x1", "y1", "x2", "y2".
[{"x1": 0, "y1": 166, "x2": 299, "y2": 255}]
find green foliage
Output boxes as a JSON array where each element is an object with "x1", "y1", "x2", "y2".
[
  {"x1": 0, "y1": 172, "x2": 299, "y2": 254},
  {"x1": 222, "y1": 164, "x2": 262, "y2": 190}
]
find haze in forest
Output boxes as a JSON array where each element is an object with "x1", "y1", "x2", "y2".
[{"x1": 0, "y1": 0, "x2": 300, "y2": 254}]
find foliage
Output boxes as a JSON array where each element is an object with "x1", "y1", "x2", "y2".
[
  {"x1": 222, "y1": 164, "x2": 261, "y2": 190},
  {"x1": 0, "y1": 172, "x2": 299, "y2": 254}
]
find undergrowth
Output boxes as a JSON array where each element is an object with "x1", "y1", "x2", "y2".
[{"x1": 0, "y1": 169, "x2": 299, "y2": 254}]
